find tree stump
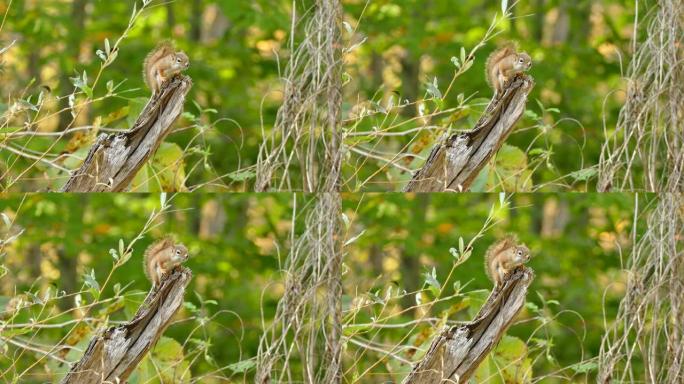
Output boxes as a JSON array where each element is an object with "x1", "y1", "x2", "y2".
[
  {"x1": 403, "y1": 266, "x2": 534, "y2": 384},
  {"x1": 404, "y1": 75, "x2": 534, "y2": 192},
  {"x1": 61, "y1": 75, "x2": 192, "y2": 192},
  {"x1": 60, "y1": 267, "x2": 192, "y2": 384}
]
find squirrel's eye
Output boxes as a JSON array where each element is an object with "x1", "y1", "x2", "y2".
[
  {"x1": 175, "y1": 249, "x2": 181, "y2": 255},
  {"x1": 177, "y1": 58, "x2": 181, "y2": 63}
]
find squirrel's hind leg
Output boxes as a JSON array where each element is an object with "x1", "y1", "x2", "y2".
[
  {"x1": 494, "y1": 263, "x2": 505, "y2": 288},
  {"x1": 154, "y1": 264, "x2": 163, "y2": 287}
]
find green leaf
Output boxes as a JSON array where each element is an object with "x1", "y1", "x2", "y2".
[
  {"x1": 569, "y1": 167, "x2": 598, "y2": 182},
  {"x1": 126, "y1": 97, "x2": 149, "y2": 129},
  {"x1": 528, "y1": 148, "x2": 546, "y2": 157},
  {"x1": 83, "y1": 269, "x2": 99, "y2": 291},
  {"x1": 184, "y1": 301, "x2": 199, "y2": 313},
  {"x1": 227, "y1": 169, "x2": 256, "y2": 182},
  {"x1": 227, "y1": 358, "x2": 256, "y2": 373},
  {"x1": 450, "y1": 56, "x2": 460, "y2": 68},
  {"x1": 475, "y1": 335, "x2": 532, "y2": 383},
  {"x1": 137, "y1": 337, "x2": 191, "y2": 383},
  {"x1": 343, "y1": 323, "x2": 373, "y2": 336},
  {"x1": 568, "y1": 360, "x2": 598, "y2": 373},
  {"x1": 426, "y1": 77, "x2": 442, "y2": 99},
  {"x1": 14, "y1": 99, "x2": 38, "y2": 112},
  {"x1": 83, "y1": 269, "x2": 100, "y2": 300},
  {"x1": 181, "y1": 111, "x2": 197, "y2": 122},
  {"x1": 424, "y1": 267, "x2": 441, "y2": 291},
  {"x1": 147, "y1": 142, "x2": 187, "y2": 192},
  {"x1": 524, "y1": 109, "x2": 540, "y2": 120},
  {"x1": 487, "y1": 144, "x2": 532, "y2": 191}
]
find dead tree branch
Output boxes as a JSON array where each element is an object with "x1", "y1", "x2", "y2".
[
  {"x1": 61, "y1": 75, "x2": 192, "y2": 192},
  {"x1": 403, "y1": 266, "x2": 534, "y2": 384},
  {"x1": 404, "y1": 75, "x2": 534, "y2": 192},
  {"x1": 60, "y1": 267, "x2": 192, "y2": 384}
]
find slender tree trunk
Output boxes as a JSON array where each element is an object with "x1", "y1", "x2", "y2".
[
  {"x1": 534, "y1": 0, "x2": 545, "y2": 43},
  {"x1": 190, "y1": 0, "x2": 202, "y2": 42},
  {"x1": 400, "y1": 54, "x2": 420, "y2": 117},
  {"x1": 56, "y1": 247, "x2": 77, "y2": 311},
  {"x1": 400, "y1": 195, "x2": 430, "y2": 313},
  {"x1": 57, "y1": 0, "x2": 87, "y2": 132},
  {"x1": 28, "y1": 50, "x2": 40, "y2": 84},
  {"x1": 370, "y1": 51, "x2": 384, "y2": 95},
  {"x1": 166, "y1": 1, "x2": 176, "y2": 33},
  {"x1": 369, "y1": 243, "x2": 384, "y2": 277}
]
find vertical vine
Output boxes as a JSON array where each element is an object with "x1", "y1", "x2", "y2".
[
  {"x1": 256, "y1": 0, "x2": 344, "y2": 192},
  {"x1": 256, "y1": 193, "x2": 343, "y2": 383},
  {"x1": 599, "y1": 194, "x2": 684, "y2": 382},
  {"x1": 598, "y1": 0, "x2": 684, "y2": 192}
]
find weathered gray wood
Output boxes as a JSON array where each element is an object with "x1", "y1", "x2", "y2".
[
  {"x1": 61, "y1": 75, "x2": 192, "y2": 192},
  {"x1": 404, "y1": 75, "x2": 534, "y2": 192},
  {"x1": 60, "y1": 267, "x2": 192, "y2": 384},
  {"x1": 403, "y1": 266, "x2": 534, "y2": 384}
]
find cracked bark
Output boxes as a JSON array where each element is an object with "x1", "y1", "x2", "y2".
[
  {"x1": 60, "y1": 267, "x2": 192, "y2": 384},
  {"x1": 61, "y1": 75, "x2": 192, "y2": 192},
  {"x1": 404, "y1": 75, "x2": 534, "y2": 192},
  {"x1": 403, "y1": 266, "x2": 534, "y2": 384}
]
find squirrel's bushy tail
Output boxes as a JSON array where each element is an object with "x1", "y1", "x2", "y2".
[
  {"x1": 142, "y1": 40, "x2": 176, "y2": 89},
  {"x1": 484, "y1": 41, "x2": 518, "y2": 87},
  {"x1": 484, "y1": 233, "x2": 520, "y2": 280}
]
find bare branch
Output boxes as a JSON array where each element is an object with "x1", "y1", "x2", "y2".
[
  {"x1": 404, "y1": 75, "x2": 534, "y2": 192},
  {"x1": 403, "y1": 266, "x2": 534, "y2": 384},
  {"x1": 61, "y1": 75, "x2": 192, "y2": 192},
  {"x1": 60, "y1": 267, "x2": 192, "y2": 384}
]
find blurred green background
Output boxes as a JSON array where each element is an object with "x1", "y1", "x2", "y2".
[
  {"x1": 341, "y1": 193, "x2": 643, "y2": 382},
  {"x1": 0, "y1": 192, "x2": 648, "y2": 382},
  {"x1": 0, "y1": 193, "x2": 298, "y2": 382},
  {"x1": 1, "y1": 1, "x2": 633, "y2": 191}
]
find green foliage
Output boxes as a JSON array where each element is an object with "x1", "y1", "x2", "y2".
[
  {"x1": 1, "y1": 0, "x2": 292, "y2": 191},
  {"x1": 0, "y1": 194, "x2": 297, "y2": 382},
  {"x1": 0, "y1": 193, "x2": 654, "y2": 382},
  {"x1": 471, "y1": 144, "x2": 533, "y2": 192},
  {"x1": 340, "y1": 0, "x2": 633, "y2": 191},
  {"x1": 2, "y1": 0, "x2": 635, "y2": 191},
  {"x1": 475, "y1": 336, "x2": 533, "y2": 384},
  {"x1": 131, "y1": 142, "x2": 188, "y2": 192},
  {"x1": 340, "y1": 193, "x2": 642, "y2": 382},
  {"x1": 136, "y1": 337, "x2": 191, "y2": 384}
]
